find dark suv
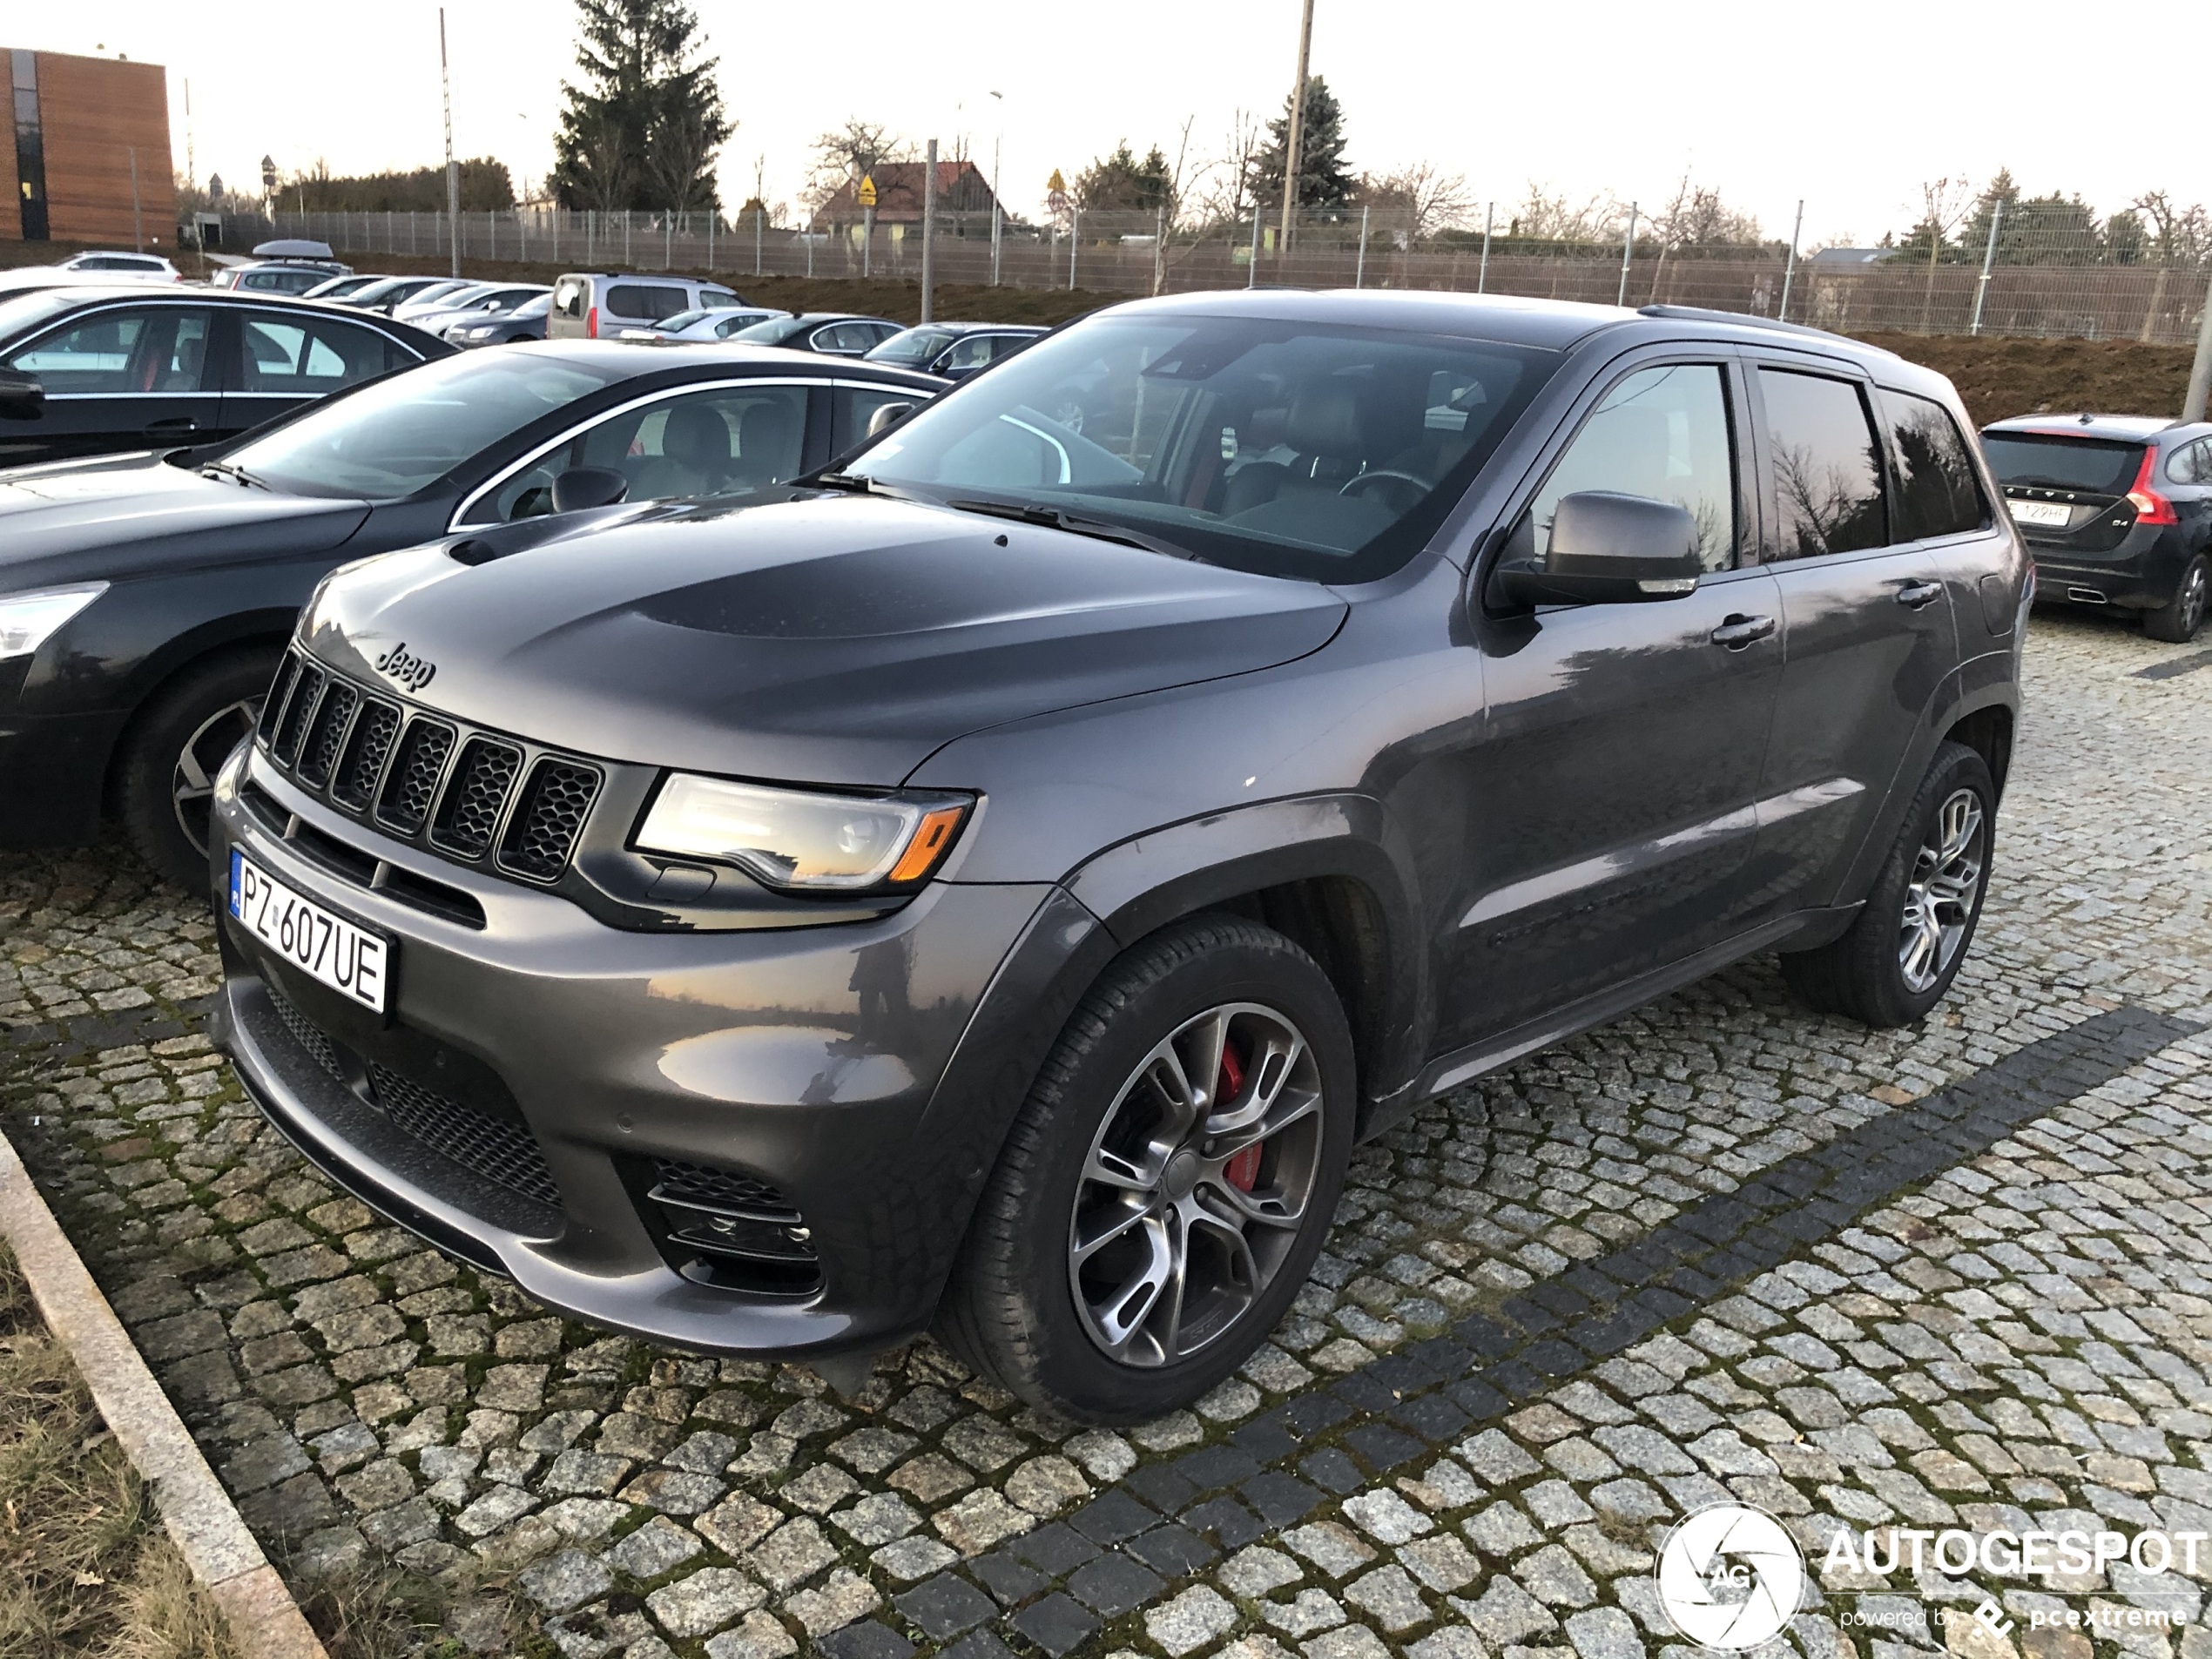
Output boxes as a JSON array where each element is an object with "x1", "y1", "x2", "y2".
[
  {"x1": 1981, "y1": 413, "x2": 2210, "y2": 641},
  {"x1": 208, "y1": 292, "x2": 2026, "y2": 1421}
]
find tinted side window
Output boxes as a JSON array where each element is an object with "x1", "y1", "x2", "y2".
[
  {"x1": 1530, "y1": 363, "x2": 1737, "y2": 571},
  {"x1": 239, "y1": 317, "x2": 395, "y2": 394},
  {"x1": 2163, "y1": 439, "x2": 2212, "y2": 485},
  {"x1": 6, "y1": 307, "x2": 213, "y2": 393},
  {"x1": 1759, "y1": 369, "x2": 1886, "y2": 559},
  {"x1": 606, "y1": 284, "x2": 688, "y2": 321},
  {"x1": 1879, "y1": 389, "x2": 1988, "y2": 540}
]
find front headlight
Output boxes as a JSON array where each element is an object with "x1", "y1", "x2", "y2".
[
  {"x1": 0, "y1": 583, "x2": 106, "y2": 661},
  {"x1": 636, "y1": 775, "x2": 970, "y2": 892}
]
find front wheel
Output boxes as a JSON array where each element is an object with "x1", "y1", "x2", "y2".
[
  {"x1": 116, "y1": 647, "x2": 280, "y2": 891},
  {"x1": 2144, "y1": 552, "x2": 2209, "y2": 644},
  {"x1": 941, "y1": 914, "x2": 1355, "y2": 1423},
  {"x1": 1780, "y1": 740, "x2": 1994, "y2": 1027}
]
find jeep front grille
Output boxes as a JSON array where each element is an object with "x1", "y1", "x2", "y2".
[{"x1": 255, "y1": 648, "x2": 604, "y2": 891}]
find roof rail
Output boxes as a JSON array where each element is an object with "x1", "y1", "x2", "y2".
[{"x1": 1636, "y1": 304, "x2": 1895, "y2": 354}]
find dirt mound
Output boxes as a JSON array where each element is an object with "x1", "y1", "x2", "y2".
[{"x1": 1857, "y1": 332, "x2": 2195, "y2": 428}]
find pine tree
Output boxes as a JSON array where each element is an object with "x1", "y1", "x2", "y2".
[
  {"x1": 550, "y1": 0, "x2": 731, "y2": 212},
  {"x1": 1075, "y1": 142, "x2": 1177, "y2": 212},
  {"x1": 1244, "y1": 77, "x2": 1354, "y2": 213}
]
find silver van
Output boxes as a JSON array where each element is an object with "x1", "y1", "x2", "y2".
[{"x1": 547, "y1": 273, "x2": 745, "y2": 340}]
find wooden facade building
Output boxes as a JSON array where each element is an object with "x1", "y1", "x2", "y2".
[{"x1": 4, "y1": 47, "x2": 176, "y2": 247}]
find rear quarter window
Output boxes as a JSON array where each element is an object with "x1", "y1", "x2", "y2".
[
  {"x1": 606, "y1": 285, "x2": 690, "y2": 321},
  {"x1": 1878, "y1": 390, "x2": 1988, "y2": 539}
]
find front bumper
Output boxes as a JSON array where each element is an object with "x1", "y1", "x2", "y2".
[{"x1": 210, "y1": 745, "x2": 1063, "y2": 1359}]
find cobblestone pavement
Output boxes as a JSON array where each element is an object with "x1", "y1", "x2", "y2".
[{"x1": 4, "y1": 608, "x2": 2212, "y2": 1659}]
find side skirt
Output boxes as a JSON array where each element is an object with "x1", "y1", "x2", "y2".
[{"x1": 1359, "y1": 905, "x2": 1861, "y2": 1142}]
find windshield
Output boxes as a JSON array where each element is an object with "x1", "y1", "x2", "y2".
[
  {"x1": 1982, "y1": 433, "x2": 2144, "y2": 495},
  {"x1": 867, "y1": 327, "x2": 960, "y2": 365},
  {"x1": 730, "y1": 316, "x2": 810, "y2": 346},
  {"x1": 220, "y1": 352, "x2": 624, "y2": 498},
  {"x1": 658, "y1": 309, "x2": 711, "y2": 332},
  {"x1": 846, "y1": 314, "x2": 1555, "y2": 581}
]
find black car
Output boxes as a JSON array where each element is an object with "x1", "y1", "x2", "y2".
[
  {"x1": 0, "y1": 342, "x2": 937, "y2": 887},
  {"x1": 1981, "y1": 412, "x2": 2210, "y2": 641},
  {"x1": 208, "y1": 292, "x2": 2025, "y2": 1421},
  {"x1": 0, "y1": 287, "x2": 453, "y2": 469},
  {"x1": 864, "y1": 321, "x2": 1047, "y2": 381},
  {"x1": 727, "y1": 312, "x2": 902, "y2": 357},
  {"x1": 447, "y1": 293, "x2": 551, "y2": 347}
]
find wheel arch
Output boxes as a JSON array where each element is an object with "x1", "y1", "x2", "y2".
[
  {"x1": 1063, "y1": 794, "x2": 1431, "y2": 1132},
  {"x1": 100, "y1": 619, "x2": 293, "y2": 812}
]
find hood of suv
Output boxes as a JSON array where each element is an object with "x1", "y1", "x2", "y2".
[
  {"x1": 0, "y1": 453, "x2": 370, "y2": 585},
  {"x1": 301, "y1": 495, "x2": 1348, "y2": 785}
]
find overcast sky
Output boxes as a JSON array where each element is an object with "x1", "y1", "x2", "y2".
[{"x1": 32, "y1": 1, "x2": 2206, "y2": 248}]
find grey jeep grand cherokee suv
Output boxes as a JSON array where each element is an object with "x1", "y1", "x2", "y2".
[{"x1": 208, "y1": 290, "x2": 2027, "y2": 1421}]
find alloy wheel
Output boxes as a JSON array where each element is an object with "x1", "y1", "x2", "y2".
[
  {"x1": 171, "y1": 696, "x2": 261, "y2": 858},
  {"x1": 2182, "y1": 563, "x2": 2209, "y2": 637},
  {"x1": 1069, "y1": 1002, "x2": 1326, "y2": 1367},
  {"x1": 1897, "y1": 786, "x2": 1986, "y2": 995}
]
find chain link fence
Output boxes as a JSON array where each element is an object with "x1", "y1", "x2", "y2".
[{"x1": 217, "y1": 203, "x2": 2212, "y2": 346}]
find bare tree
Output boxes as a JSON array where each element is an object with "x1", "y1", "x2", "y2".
[
  {"x1": 1358, "y1": 161, "x2": 1474, "y2": 244},
  {"x1": 1508, "y1": 186, "x2": 1622, "y2": 245},
  {"x1": 2132, "y1": 191, "x2": 2212, "y2": 266},
  {"x1": 647, "y1": 103, "x2": 722, "y2": 219},
  {"x1": 806, "y1": 118, "x2": 909, "y2": 213},
  {"x1": 1641, "y1": 173, "x2": 1763, "y2": 301},
  {"x1": 1914, "y1": 175, "x2": 1976, "y2": 330}
]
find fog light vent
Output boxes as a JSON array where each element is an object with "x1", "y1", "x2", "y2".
[{"x1": 643, "y1": 1157, "x2": 819, "y2": 1297}]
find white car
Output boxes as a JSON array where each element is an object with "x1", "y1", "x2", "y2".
[
  {"x1": 618, "y1": 305, "x2": 791, "y2": 344},
  {"x1": 397, "y1": 283, "x2": 550, "y2": 336},
  {"x1": 51, "y1": 251, "x2": 180, "y2": 280}
]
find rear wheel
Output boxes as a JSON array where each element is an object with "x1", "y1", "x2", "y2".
[
  {"x1": 1780, "y1": 740, "x2": 1993, "y2": 1028},
  {"x1": 2144, "y1": 552, "x2": 2209, "y2": 644},
  {"x1": 941, "y1": 914, "x2": 1355, "y2": 1423},
  {"x1": 117, "y1": 647, "x2": 280, "y2": 891}
]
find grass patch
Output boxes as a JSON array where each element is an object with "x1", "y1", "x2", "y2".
[{"x1": 0, "y1": 1244, "x2": 236, "y2": 1658}]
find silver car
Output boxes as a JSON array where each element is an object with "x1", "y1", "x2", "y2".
[{"x1": 616, "y1": 306, "x2": 790, "y2": 344}]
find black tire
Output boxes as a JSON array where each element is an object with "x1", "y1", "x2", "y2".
[
  {"x1": 1780, "y1": 740, "x2": 1994, "y2": 1028},
  {"x1": 2143, "y1": 552, "x2": 2209, "y2": 644},
  {"x1": 940, "y1": 914, "x2": 1357, "y2": 1424},
  {"x1": 116, "y1": 646, "x2": 281, "y2": 892}
]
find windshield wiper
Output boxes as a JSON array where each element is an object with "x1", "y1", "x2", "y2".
[
  {"x1": 944, "y1": 498, "x2": 1203, "y2": 562},
  {"x1": 199, "y1": 460, "x2": 271, "y2": 490},
  {"x1": 807, "y1": 470, "x2": 879, "y2": 495}
]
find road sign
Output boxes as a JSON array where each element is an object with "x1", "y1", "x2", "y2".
[{"x1": 858, "y1": 174, "x2": 877, "y2": 208}]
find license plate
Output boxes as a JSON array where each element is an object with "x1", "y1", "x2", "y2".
[
  {"x1": 2009, "y1": 500, "x2": 2072, "y2": 528},
  {"x1": 228, "y1": 850, "x2": 391, "y2": 1013}
]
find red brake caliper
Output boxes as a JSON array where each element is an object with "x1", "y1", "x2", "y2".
[{"x1": 1217, "y1": 1042, "x2": 1261, "y2": 1191}]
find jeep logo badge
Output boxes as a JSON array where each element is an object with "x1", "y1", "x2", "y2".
[{"x1": 373, "y1": 643, "x2": 436, "y2": 692}]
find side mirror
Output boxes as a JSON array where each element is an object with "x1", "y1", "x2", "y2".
[
  {"x1": 1494, "y1": 491, "x2": 1703, "y2": 607},
  {"x1": 0, "y1": 367, "x2": 44, "y2": 421},
  {"x1": 867, "y1": 401, "x2": 917, "y2": 439},
  {"x1": 550, "y1": 466, "x2": 630, "y2": 514}
]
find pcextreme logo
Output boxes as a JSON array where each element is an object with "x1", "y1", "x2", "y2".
[{"x1": 1656, "y1": 1503, "x2": 1807, "y2": 1651}]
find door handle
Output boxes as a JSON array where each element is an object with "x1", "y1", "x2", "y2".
[
  {"x1": 143, "y1": 417, "x2": 200, "y2": 435},
  {"x1": 1710, "y1": 614, "x2": 1776, "y2": 650},
  {"x1": 1895, "y1": 579, "x2": 1945, "y2": 609}
]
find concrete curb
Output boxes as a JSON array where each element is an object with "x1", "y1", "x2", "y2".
[{"x1": 0, "y1": 1123, "x2": 331, "y2": 1659}]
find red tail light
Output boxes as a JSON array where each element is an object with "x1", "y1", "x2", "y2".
[
  {"x1": 587, "y1": 306, "x2": 599, "y2": 339},
  {"x1": 2127, "y1": 447, "x2": 2177, "y2": 525}
]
